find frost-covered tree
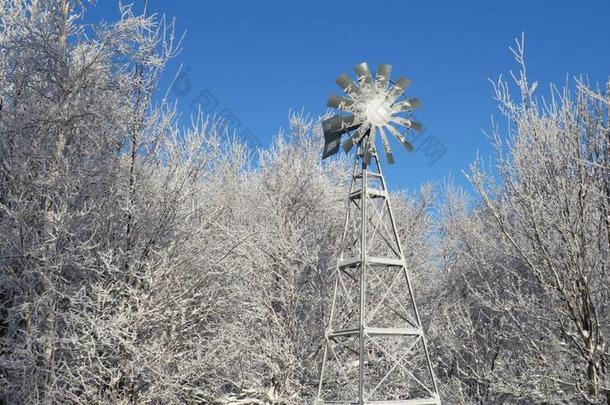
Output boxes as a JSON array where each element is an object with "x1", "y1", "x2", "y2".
[
  {"x1": 432, "y1": 38, "x2": 610, "y2": 404},
  {"x1": 0, "y1": 1, "x2": 182, "y2": 402}
]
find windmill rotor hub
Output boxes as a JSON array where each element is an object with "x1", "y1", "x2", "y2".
[{"x1": 365, "y1": 97, "x2": 391, "y2": 126}]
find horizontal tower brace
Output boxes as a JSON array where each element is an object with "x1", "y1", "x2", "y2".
[
  {"x1": 327, "y1": 327, "x2": 422, "y2": 339},
  {"x1": 314, "y1": 397, "x2": 441, "y2": 405},
  {"x1": 339, "y1": 256, "x2": 404, "y2": 268},
  {"x1": 354, "y1": 172, "x2": 382, "y2": 179},
  {"x1": 350, "y1": 188, "x2": 387, "y2": 199}
]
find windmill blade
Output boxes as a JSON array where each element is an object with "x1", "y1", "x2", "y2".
[
  {"x1": 343, "y1": 121, "x2": 371, "y2": 153},
  {"x1": 327, "y1": 94, "x2": 354, "y2": 110},
  {"x1": 388, "y1": 76, "x2": 412, "y2": 102},
  {"x1": 353, "y1": 121, "x2": 371, "y2": 144},
  {"x1": 393, "y1": 97, "x2": 422, "y2": 111},
  {"x1": 394, "y1": 76, "x2": 411, "y2": 91},
  {"x1": 343, "y1": 136, "x2": 355, "y2": 153},
  {"x1": 386, "y1": 125, "x2": 414, "y2": 152},
  {"x1": 407, "y1": 97, "x2": 422, "y2": 109},
  {"x1": 390, "y1": 116, "x2": 424, "y2": 133},
  {"x1": 336, "y1": 73, "x2": 360, "y2": 96},
  {"x1": 322, "y1": 115, "x2": 360, "y2": 137},
  {"x1": 376, "y1": 64, "x2": 392, "y2": 89},
  {"x1": 354, "y1": 62, "x2": 373, "y2": 85},
  {"x1": 363, "y1": 128, "x2": 376, "y2": 165},
  {"x1": 378, "y1": 126, "x2": 395, "y2": 164}
]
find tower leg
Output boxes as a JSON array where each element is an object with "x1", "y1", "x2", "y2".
[{"x1": 359, "y1": 150, "x2": 368, "y2": 405}]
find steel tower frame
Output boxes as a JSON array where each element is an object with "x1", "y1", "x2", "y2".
[{"x1": 315, "y1": 142, "x2": 441, "y2": 405}]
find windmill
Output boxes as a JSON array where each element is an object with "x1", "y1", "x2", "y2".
[{"x1": 315, "y1": 63, "x2": 441, "y2": 405}]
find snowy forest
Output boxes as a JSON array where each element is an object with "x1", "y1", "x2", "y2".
[{"x1": 0, "y1": 1, "x2": 609, "y2": 404}]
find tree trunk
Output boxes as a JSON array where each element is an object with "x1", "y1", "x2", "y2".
[{"x1": 40, "y1": 1, "x2": 70, "y2": 402}]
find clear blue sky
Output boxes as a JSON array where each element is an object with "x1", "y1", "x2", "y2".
[{"x1": 86, "y1": 1, "x2": 610, "y2": 193}]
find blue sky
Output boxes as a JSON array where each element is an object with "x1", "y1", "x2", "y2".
[{"x1": 86, "y1": 1, "x2": 610, "y2": 193}]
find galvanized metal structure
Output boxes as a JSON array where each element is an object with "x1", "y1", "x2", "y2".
[{"x1": 316, "y1": 63, "x2": 441, "y2": 405}]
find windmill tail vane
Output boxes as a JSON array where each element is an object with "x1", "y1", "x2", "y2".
[{"x1": 316, "y1": 63, "x2": 441, "y2": 405}]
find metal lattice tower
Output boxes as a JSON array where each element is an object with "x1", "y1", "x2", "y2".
[{"x1": 315, "y1": 63, "x2": 441, "y2": 405}]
